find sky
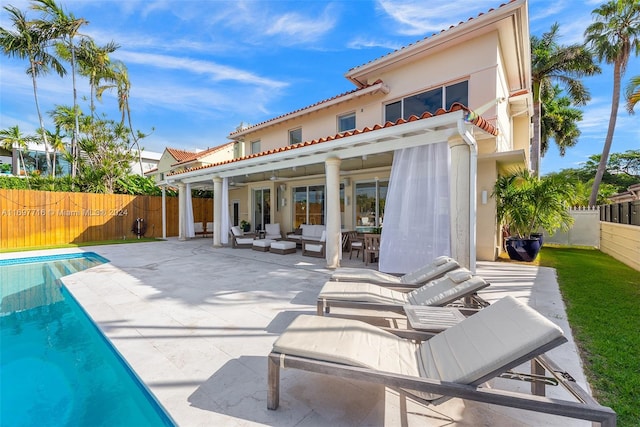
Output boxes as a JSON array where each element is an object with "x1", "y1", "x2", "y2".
[{"x1": 0, "y1": 0, "x2": 638, "y2": 175}]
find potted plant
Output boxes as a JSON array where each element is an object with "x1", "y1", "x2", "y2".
[
  {"x1": 493, "y1": 169, "x2": 575, "y2": 262},
  {"x1": 240, "y1": 220, "x2": 251, "y2": 232}
]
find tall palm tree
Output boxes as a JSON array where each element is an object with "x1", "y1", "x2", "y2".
[
  {"x1": 530, "y1": 23, "x2": 600, "y2": 176},
  {"x1": 0, "y1": 125, "x2": 36, "y2": 181},
  {"x1": 32, "y1": 0, "x2": 87, "y2": 178},
  {"x1": 626, "y1": 75, "x2": 640, "y2": 113},
  {"x1": 585, "y1": 0, "x2": 640, "y2": 207},
  {"x1": 0, "y1": 5, "x2": 66, "y2": 174},
  {"x1": 99, "y1": 60, "x2": 147, "y2": 174}
]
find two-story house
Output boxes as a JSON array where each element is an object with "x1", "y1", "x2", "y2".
[{"x1": 167, "y1": 0, "x2": 532, "y2": 272}]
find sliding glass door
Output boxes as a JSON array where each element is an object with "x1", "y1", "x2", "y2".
[
  {"x1": 292, "y1": 185, "x2": 325, "y2": 228},
  {"x1": 253, "y1": 188, "x2": 271, "y2": 231},
  {"x1": 355, "y1": 180, "x2": 388, "y2": 232}
]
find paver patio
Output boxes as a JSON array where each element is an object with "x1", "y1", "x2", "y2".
[{"x1": 8, "y1": 238, "x2": 593, "y2": 426}]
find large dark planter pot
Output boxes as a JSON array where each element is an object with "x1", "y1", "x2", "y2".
[
  {"x1": 530, "y1": 232, "x2": 544, "y2": 247},
  {"x1": 505, "y1": 238, "x2": 541, "y2": 262}
]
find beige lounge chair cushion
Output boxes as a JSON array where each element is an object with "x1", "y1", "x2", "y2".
[
  {"x1": 231, "y1": 226, "x2": 243, "y2": 237},
  {"x1": 400, "y1": 256, "x2": 459, "y2": 285},
  {"x1": 272, "y1": 314, "x2": 421, "y2": 377},
  {"x1": 330, "y1": 256, "x2": 458, "y2": 285},
  {"x1": 418, "y1": 295, "x2": 564, "y2": 398},
  {"x1": 407, "y1": 270, "x2": 487, "y2": 306},
  {"x1": 318, "y1": 281, "x2": 410, "y2": 305},
  {"x1": 273, "y1": 296, "x2": 564, "y2": 402},
  {"x1": 319, "y1": 269, "x2": 486, "y2": 307}
]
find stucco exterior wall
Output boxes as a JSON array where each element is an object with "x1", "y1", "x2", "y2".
[{"x1": 240, "y1": 31, "x2": 504, "y2": 156}]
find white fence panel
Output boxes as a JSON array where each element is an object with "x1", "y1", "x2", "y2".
[{"x1": 543, "y1": 207, "x2": 600, "y2": 248}]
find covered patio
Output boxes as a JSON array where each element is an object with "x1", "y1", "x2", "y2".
[
  {"x1": 26, "y1": 237, "x2": 601, "y2": 426},
  {"x1": 166, "y1": 106, "x2": 502, "y2": 273}
]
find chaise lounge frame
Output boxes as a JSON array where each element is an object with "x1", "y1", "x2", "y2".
[{"x1": 267, "y1": 350, "x2": 616, "y2": 426}]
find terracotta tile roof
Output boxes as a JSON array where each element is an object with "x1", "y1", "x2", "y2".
[
  {"x1": 510, "y1": 89, "x2": 529, "y2": 98},
  {"x1": 166, "y1": 147, "x2": 197, "y2": 163},
  {"x1": 347, "y1": 0, "x2": 518, "y2": 75},
  {"x1": 228, "y1": 79, "x2": 386, "y2": 138},
  {"x1": 171, "y1": 142, "x2": 235, "y2": 167},
  {"x1": 169, "y1": 103, "x2": 496, "y2": 177}
]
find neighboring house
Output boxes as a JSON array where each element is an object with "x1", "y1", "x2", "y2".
[
  {"x1": 147, "y1": 143, "x2": 236, "y2": 186},
  {"x1": 130, "y1": 150, "x2": 162, "y2": 176},
  {"x1": 166, "y1": 0, "x2": 532, "y2": 272}
]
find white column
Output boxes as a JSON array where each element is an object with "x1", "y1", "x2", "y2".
[
  {"x1": 449, "y1": 139, "x2": 471, "y2": 269},
  {"x1": 177, "y1": 182, "x2": 186, "y2": 241},
  {"x1": 325, "y1": 157, "x2": 342, "y2": 268},
  {"x1": 161, "y1": 186, "x2": 167, "y2": 239},
  {"x1": 213, "y1": 177, "x2": 222, "y2": 247}
]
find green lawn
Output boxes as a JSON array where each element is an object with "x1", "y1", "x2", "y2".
[{"x1": 538, "y1": 247, "x2": 640, "y2": 426}]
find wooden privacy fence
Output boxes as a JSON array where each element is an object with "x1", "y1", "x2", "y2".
[{"x1": 0, "y1": 189, "x2": 213, "y2": 250}]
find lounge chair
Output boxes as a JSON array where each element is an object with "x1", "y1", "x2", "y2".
[
  {"x1": 318, "y1": 268, "x2": 489, "y2": 315},
  {"x1": 331, "y1": 255, "x2": 459, "y2": 287},
  {"x1": 229, "y1": 226, "x2": 255, "y2": 248},
  {"x1": 267, "y1": 296, "x2": 616, "y2": 426}
]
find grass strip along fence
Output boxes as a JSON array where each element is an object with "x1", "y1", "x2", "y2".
[{"x1": 538, "y1": 247, "x2": 640, "y2": 426}]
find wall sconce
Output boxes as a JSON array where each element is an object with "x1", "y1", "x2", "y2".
[
  {"x1": 346, "y1": 196, "x2": 351, "y2": 206},
  {"x1": 343, "y1": 177, "x2": 351, "y2": 187},
  {"x1": 481, "y1": 190, "x2": 488, "y2": 205}
]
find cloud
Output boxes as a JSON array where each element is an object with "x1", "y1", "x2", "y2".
[
  {"x1": 114, "y1": 50, "x2": 288, "y2": 89},
  {"x1": 264, "y1": 5, "x2": 338, "y2": 44},
  {"x1": 347, "y1": 37, "x2": 402, "y2": 51},
  {"x1": 376, "y1": 0, "x2": 499, "y2": 36}
]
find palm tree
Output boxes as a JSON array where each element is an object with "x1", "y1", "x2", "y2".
[
  {"x1": 0, "y1": 125, "x2": 37, "y2": 181},
  {"x1": 44, "y1": 128, "x2": 66, "y2": 178},
  {"x1": 585, "y1": 0, "x2": 640, "y2": 207},
  {"x1": 626, "y1": 75, "x2": 640, "y2": 113},
  {"x1": 530, "y1": 23, "x2": 600, "y2": 176},
  {"x1": 541, "y1": 86, "x2": 583, "y2": 157},
  {"x1": 32, "y1": 0, "x2": 88, "y2": 178},
  {"x1": 72, "y1": 38, "x2": 119, "y2": 116},
  {"x1": 99, "y1": 60, "x2": 148, "y2": 174},
  {"x1": 0, "y1": 5, "x2": 66, "y2": 175}
]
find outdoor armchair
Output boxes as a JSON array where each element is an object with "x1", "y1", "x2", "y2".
[{"x1": 229, "y1": 226, "x2": 256, "y2": 248}]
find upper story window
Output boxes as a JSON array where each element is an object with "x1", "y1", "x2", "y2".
[
  {"x1": 250, "y1": 140, "x2": 261, "y2": 154},
  {"x1": 338, "y1": 112, "x2": 356, "y2": 132},
  {"x1": 385, "y1": 80, "x2": 468, "y2": 122},
  {"x1": 289, "y1": 127, "x2": 302, "y2": 145}
]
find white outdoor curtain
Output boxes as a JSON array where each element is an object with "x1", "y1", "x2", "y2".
[
  {"x1": 185, "y1": 183, "x2": 195, "y2": 238},
  {"x1": 379, "y1": 142, "x2": 451, "y2": 274},
  {"x1": 221, "y1": 178, "x2": 230, "y2": 244}
]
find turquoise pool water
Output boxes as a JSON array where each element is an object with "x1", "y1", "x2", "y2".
[{"x1": 0, "y1": 253, "x2": 175, "y2": 427}]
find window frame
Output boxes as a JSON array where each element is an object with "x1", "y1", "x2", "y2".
[
  {"x1": 337, "y1": 111, "x2": 356, "y2": 132},
  {"x1": 288, "y1": 127, "x2": 302, "y2": 146},
  {"x1": 384, "y1": 80, "x2": 468, "y2": 122},
  {"x1": 250, "y1": 140, "x2": 261, "y2": 154}
]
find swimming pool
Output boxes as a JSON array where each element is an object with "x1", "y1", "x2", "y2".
[{"x1": 0, "y1": 253, "x2": 175, "y2": 427}]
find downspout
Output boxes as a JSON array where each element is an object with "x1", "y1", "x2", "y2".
[{"x1": 457, "y1": 117, "x2": 477, "y2": 274}]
